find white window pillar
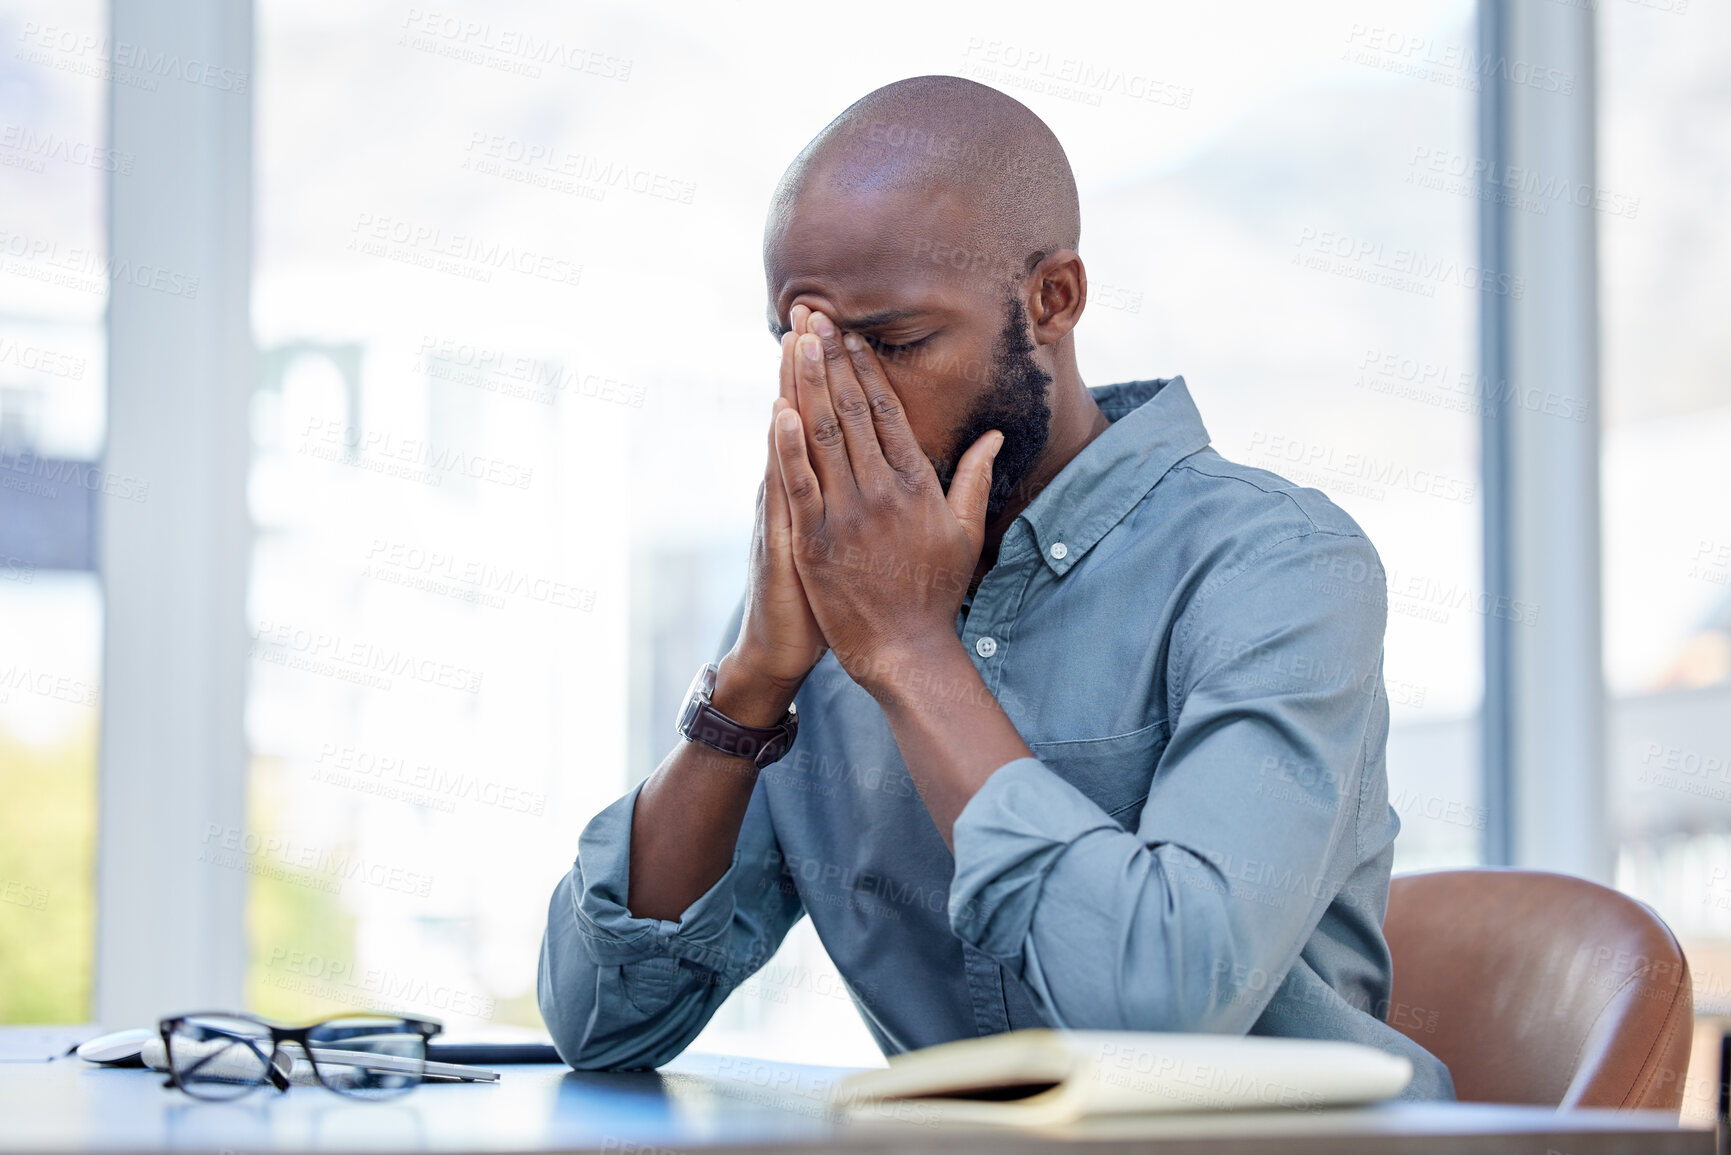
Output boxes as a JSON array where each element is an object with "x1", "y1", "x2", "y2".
[
  {"x1": 1479, "y1": 0, "x2": 1608, "y2": 881},
  {"x1": 97, "y1": 0, "x2": 254, "y2": 1026}
]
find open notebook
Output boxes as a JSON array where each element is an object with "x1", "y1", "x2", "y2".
[{"x1": 829, "y1": 1030, "x2": 1412, "y2": 1126}]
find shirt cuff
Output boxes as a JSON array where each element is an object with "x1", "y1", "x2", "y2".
[
  {"x1": 573, "y1": 782, "x2": 745, "y2": 972},
  {"x1": 949, "y1": 757, "x2": 1123, "y2": 959}
]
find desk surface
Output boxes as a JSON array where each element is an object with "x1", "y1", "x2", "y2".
[{"x1": 0, "y1": 1052, "x2": 1713, "y2": 1155}]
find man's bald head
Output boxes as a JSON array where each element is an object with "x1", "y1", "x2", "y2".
[
  {"x1": 762, "y1": 78, "x2": 1092, "y2": 525},
  {"x1": 766, "y1": 76, "x2": 1079, "y2": 294}
]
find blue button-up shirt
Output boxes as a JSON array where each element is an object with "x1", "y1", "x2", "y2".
[{"x1": 538, "y1": 376, "x2": 1455, "y2": 1101}]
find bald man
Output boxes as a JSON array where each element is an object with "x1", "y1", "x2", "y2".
[{"x1": 539, "y1": 76, "x2": 1455, "y2": 1101}]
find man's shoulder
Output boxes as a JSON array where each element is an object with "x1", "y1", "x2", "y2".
[
  {"x1": 1157, "y1": 445, "x2": 1377, "y2": 556},
  {"x1": 1147, "y1": 450, "x2": 1391, "y2": 678}
]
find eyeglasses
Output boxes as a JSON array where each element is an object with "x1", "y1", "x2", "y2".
[{"x1": 158, "y1": 1012, "x2": 442, "y2": 1100}]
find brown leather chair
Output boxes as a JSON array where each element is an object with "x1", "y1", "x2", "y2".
[{"x1": 1383, "y1": 868, "x2": 1694, "y2": 1111}]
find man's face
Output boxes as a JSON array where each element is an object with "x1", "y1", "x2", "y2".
[{"x1": 765, "y1": 178, "x2": 1053, "y2": 520}]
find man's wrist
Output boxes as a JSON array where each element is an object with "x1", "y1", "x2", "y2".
[
  {"x1": 713, "y1": 650, "x2": 802, "y2": 729},
  {"x1": 849, "y1": 636, "x2": 974, "y2": 706}
]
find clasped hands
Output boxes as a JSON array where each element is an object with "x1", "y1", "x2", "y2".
[{"x1": 732, "y1": 304, "x2": 1004, "y2": 707}]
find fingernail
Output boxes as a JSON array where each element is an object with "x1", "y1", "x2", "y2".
[
  {"x1": 777, "y1": 408, "x2": 799, "y2": 430},
  {"x1": 799, "y1": 334, "x2": 822, "y2": 362},
  {"x1": 842, "y1": 332, "x2": 862, "y2": 352},
  {"x1": 810, "y1": 312, "x2": 834, "y2": 337},
  {"x1": 992, "y1": 431, "x2": 1005, "y2": 455}
]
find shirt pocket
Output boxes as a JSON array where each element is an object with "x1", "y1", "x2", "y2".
[{"x1": 1026, "y1": 717, "x2": 1169, "y2": 830}]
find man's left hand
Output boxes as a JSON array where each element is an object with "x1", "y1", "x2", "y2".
[{"x1": 771, "y1": 310, "x2": 1004, "y2": 698}]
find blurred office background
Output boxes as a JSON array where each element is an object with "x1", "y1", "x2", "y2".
[{"x1": 0, "y1": 0, "x2": 1726, "y2": 1120}]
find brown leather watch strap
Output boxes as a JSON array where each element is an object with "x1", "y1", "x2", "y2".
[
  {"x1": 676, "y1": 662, "x2": 799, "y2": 770},
  {"x1": 686, "y1": 701, "x2": 792, "y2": 764}
]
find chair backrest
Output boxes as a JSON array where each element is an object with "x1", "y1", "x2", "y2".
[{"x1": 1383, "y1": 868, "x2": 1694, "y2": 1111}]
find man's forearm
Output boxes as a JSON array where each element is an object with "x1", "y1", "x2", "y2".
[
  {"x1": 626, "y1": 653, "x2": 799, "y2": 921},
  {"x1": 864, "y1": 638, "x2": 1034, "y2": 848}
]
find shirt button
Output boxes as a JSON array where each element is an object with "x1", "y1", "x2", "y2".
[
  {"x1": 1050, "y1": 542, "x2": 1068, "y2": 560},
  {"x1": 975, "y1": 636, "x2": 998, "y2": 658}
]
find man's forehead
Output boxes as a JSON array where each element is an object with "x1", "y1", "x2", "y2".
[
  {"x1": 769, "y1": 174, "x2": 976, "y2": 271},
  {"x1": 765, "y1": 186, "x2": 1005, "y2": 333},
  {"x1": 773, "y1": 193, "x2": 935, "y2": 267}
]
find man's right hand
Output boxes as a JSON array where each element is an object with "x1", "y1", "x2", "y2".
[
  {"x1": 718, "y1": 304, "x2": 829, "y2": 725},
  {"x1": 627, "y1": 307, "x2": 828, "y2": 920}
]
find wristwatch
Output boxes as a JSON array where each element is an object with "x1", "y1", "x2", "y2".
[{"x1": 675, "y1": 661, "x2": 799, "y2": 770}]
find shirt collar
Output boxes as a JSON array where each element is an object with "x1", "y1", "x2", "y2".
[{"x1": 1010, "y1": 375, "x2": 1212, "y2": 577}]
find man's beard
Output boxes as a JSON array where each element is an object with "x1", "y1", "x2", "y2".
[{"x1": 932, "y1": 296, "x2": 1054, "y2": 521}]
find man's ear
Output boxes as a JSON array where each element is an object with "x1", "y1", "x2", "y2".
[{"x1": 1025, "y1": 250, "x2": 1086, "y2": 347}]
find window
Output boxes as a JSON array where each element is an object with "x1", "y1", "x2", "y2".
[
  {"x1": 1598, "y1": 0, "x2": 1731, "y2": 1056},
  {"x1": 245, "y1": 0, "x2": 1478, "y2": 1063},
  {"x1": 0, "y1": 0, "x2": 109, "y2": 1023}
]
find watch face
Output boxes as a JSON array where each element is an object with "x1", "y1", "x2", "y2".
[{"x1": 677, "y1": 663, "x2": 715, "y2": 737}]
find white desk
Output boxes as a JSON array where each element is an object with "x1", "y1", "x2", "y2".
[{"x1": 0, "y1": 1051, "x2": 1713, "y2": 1154}]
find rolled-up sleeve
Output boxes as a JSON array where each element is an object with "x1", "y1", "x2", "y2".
[
  {"x1": 538, "y1": 777, "x2": 804, "y2": 1068},
  {"x1": 538, "y1": 594, "x2": 804, "y2": 1069},
  {"x1": 949, "y1": 529, "x2": 1388, "y2": 1036}
]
